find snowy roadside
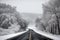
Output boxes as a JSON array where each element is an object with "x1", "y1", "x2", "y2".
[
  {"x1": 0, "y1": 29, "x2": 28, "y2": 40},
  {"x1": 0, "y1": 24, "x2": 60, "y2": 40},
  {"x1": 28, "y1": 24, "x2": 60, "y2": 40},
  {"x1": 34, "y1": 29, "x2": 60, "y2": 40}
]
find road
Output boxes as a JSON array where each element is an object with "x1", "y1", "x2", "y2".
[
  {"x1": 0, "y1": 24, "x2": 60, "y2": 40},
  {"x1": 7, "y1": 29, "x2": 52, "y2": 40}
]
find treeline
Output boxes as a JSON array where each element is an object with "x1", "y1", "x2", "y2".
[
  {"x1": 35, "y1": 0, "x2": 60, "y2": 35},
  {"x1": 0, "y1": 3, "x2": 28, "y2": 35}
]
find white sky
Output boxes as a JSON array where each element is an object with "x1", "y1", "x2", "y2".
[{"x1": 0, "y1": 0, "x2": 49, "y2": 14}]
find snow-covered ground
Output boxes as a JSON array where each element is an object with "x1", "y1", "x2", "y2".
[
  {"x1": 0, "y1": 30, "x2": 28, "y2": 40},
  {"x1": 28, "y1": 24, "x2": 60, "y2": 40},
  {"x1": 0, "y1": 24, "x2": 60, "y2": 40}
]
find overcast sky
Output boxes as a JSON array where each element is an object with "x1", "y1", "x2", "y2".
[{"x1": 0, "y1": 0, "x2": 49, "y2": 14}]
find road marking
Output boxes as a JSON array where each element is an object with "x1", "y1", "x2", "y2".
[{"x1": 29, "y1": 31, "x2": 31, "y2": 40}]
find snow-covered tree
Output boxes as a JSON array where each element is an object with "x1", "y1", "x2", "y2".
[{"x1": 42, "y1": 0, "x2": 60, "y2": 34}]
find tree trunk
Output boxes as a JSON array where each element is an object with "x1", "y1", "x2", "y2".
[{"x1": 55, "y1": 13, "x2": 60, "y2": 34}]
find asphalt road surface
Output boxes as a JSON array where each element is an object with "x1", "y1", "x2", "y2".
[{"x1": 7, "y1": 29, "x2": 53, "y2": 40}]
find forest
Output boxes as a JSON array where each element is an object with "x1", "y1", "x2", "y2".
[
  {"x1": 0, "y1": 0, "x2": 60, "y2": 36},
  {"x1": 0, "y1": 3, "x2": 28, "y2": 36},
  {"x1": 35, "y1": 0, "x2": 60, "y2": 35}
]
